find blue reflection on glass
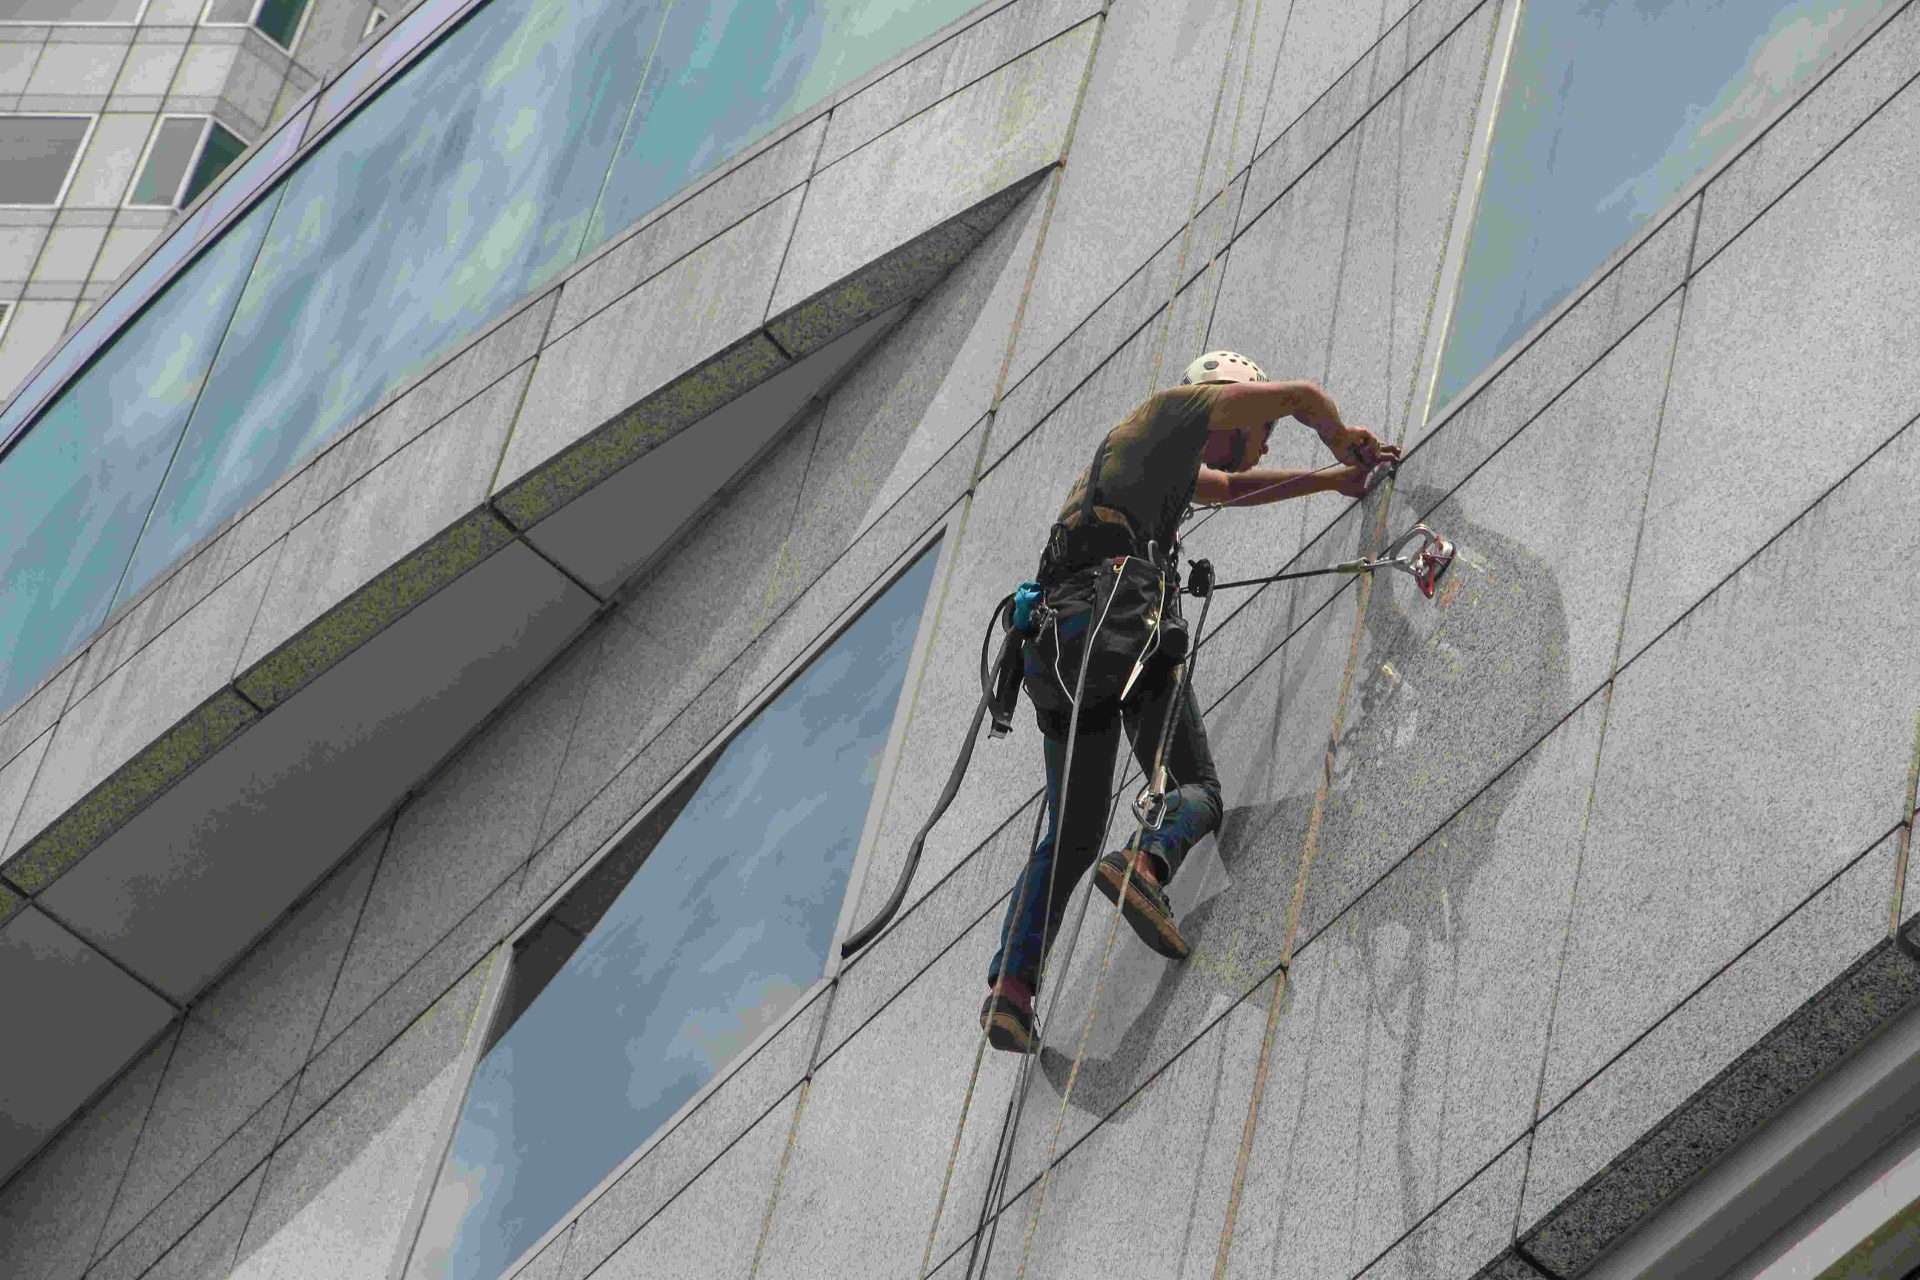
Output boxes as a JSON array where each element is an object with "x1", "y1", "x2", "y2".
[
  {"x1": 312, "y1": 0, "x2": 473, "y2": 132},
  {"x1": 0, "y1": 194, "x2": 280, "y2": 709},
  {"x1": 118, "y1": 0, "x2": 665, "y2": 601},
  {"x1": 589, "y1": 0, "x2": 986, "y2": 247},
  {"x1": 0, "y1": 102, "x2": 310, "y2": 452},
  {"x1": 1434, "y1": 0, "x2": 1893, "y2": 408},
  {"x1": 412, "y1": 543, "x2": 939, "y2": 1280}
]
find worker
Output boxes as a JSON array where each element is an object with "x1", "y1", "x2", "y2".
[{"x1": 981, "y1": 351, "x2": 1399, "y2": 1053}]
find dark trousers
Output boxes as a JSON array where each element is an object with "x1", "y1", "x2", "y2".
[{"x1": 987, "y1": 666, "x2": 1222, "y2": 994}]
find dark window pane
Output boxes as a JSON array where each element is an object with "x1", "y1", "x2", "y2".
[
  {"x1": 591, "y1": 0, "x2": 986, "y2": 247},
  {"x1": 0, "y1": 116, "x2": 92, "y2": 206},
  {"x1": 129, "y1": 117, "x2": 206, "y2": 207},
  {"x1": 0, "y1": 0, "x2": 145, "y2": 20},
  {"x1": 410, "y1": 543, "x2": 941, "y2": 1280},
  {"x1": 180, "y1": 121, "x2": 246, "y2": 206},
  {"x1": 0, "y1": 193, "x2": 279, "y2": 711},
  {"x1": 253, "y1": 0, "x2": 308, "y2": 47},
  {"x1": 1435, "y1": 0, "x2": 1896, "y2": 409}
]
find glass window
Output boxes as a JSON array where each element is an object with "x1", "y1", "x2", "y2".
[
  {"x1": 0, "y1": 117, "x2": 95, "y2": 207},
  {"x1": 0, "y1": 191, "x2": 280, "y2": 711},
  {"x1": 252, "y1": 0, "x2": 308, "y2": 48},
  {"x1": 129, "y1": 117, "x2": 210, "y2": 208},
  {"x1": 589, "y1": 0, "x2": 986, "y2": 249},
  {"x1": 118, "y1": 0, "x2": 672, "y2": 604},
  {"x1": 181, "y1": 122, "x2": 246, "y2": 206},
  {"x1": 1433, "y1": 0, "x2": 1898, "y2": 409},
  {"x1": 0, "y1": 0, "x2": 147, "y2": 21},
  {"x1": 406, "y1": 542, "x2": 941, "y2": 1280}
]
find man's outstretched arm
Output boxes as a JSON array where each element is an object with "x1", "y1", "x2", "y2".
[
  {"x1": 1192, "y1": 463, "x2": 1369, "y2": 506},
  {"x1": 1208, "y1": 379, "x2": 1399, "y2": 467}
]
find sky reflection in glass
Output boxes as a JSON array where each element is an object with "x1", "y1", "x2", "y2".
[
  {"x1": 1433, "y1": 0, "x2": 1893, "y2": 409},
  {"x1": 0, "y1": 194, "x2": 280, "y2": 709},
  {"x1": 410, "y1": 544, "x2": 939, "y2": 1280},
  {"x1": 119, "y1": 0, "x2": 664, "y2": 600}
]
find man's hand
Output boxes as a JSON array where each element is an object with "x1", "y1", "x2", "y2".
[
  {"x1": 1326, "y1": 424, "x2": 1399, "y2": 470},
  {"x1": 1329, "y1": 464, "x2": 1372, "y2": 499}
]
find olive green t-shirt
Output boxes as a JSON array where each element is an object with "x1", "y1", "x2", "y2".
[{"x1": 1056, "y1": 383, "x2": 1226, "y2": 553}]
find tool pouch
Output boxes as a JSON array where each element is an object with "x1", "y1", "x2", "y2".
[{"x1": 1024, "y1": 555, "x2": 1176, "y2": 714}]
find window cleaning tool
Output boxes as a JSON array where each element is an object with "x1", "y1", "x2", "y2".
[{"x1": 1200, "y1": 522, "x2": 1456, "y2": 600}]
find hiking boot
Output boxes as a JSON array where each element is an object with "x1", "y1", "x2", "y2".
[
  {"x1": 981, "y1": 988, "x2": 1036, "y2": 1054},
  {"x1": 1094, "y1": 851, "x2": 1190, "y2": 959}
]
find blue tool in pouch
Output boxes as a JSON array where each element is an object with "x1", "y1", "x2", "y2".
[{"x1": 1011, "y1": 581, "x2": 1044, "y2": 632}]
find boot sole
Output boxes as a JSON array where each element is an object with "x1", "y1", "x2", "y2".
[
  {"x1": 1095, "y1": 858, "x2": 1190, "y2": 959},
  {"x1": 981, "y1": 999, "x2": 1035, "y2": 1054}
]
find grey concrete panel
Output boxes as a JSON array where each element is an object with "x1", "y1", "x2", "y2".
[
  {"x1": 0, "y1": 908, "x2": 176, "y2": 1181},
  {"x1": 1253, "y1": 0, "x2": 1389, "y2": 156},
  {"x1": 1694, "y1": 1, "x2": 1920, "y2": 270},
  {"x1": 88, "y1": 1083, "x2": 291, "y2": 1280},
  {"x1": 1409, "y1": 195, "x2": 1696, "y2": 472},
  {"x1": 1219, "y1": 954, "x2": 1365, "y2": 1280},
  {"x1": 534, "y1": 426, "x2": 822, "y2": 847},
  {"x1": 0, "y1": 727, "x2": 50, "y2": 866},
  {"x1": 230, "y1": 954, "x2": 497, "y2": 1280},
  {"x1": 1522, "y1": 834, "x2": 1903, "y2": 1239},
  {"x1": 549, "y1": 120, "x2": 824, "y2": 344},
  {"x1": 824, "y1": 795, "x2": 1041, "y2": 1059},
  {"x1": 496, "y1": 190, "x2": 803, "y2": 501},
  {"x1": 984, "y1": 209, "x2": 1183, "y2": 469},
  {"x1": 3, "y1": 549, "x2": 274, "y2": 871},
  {"x1": 1001, "y1": 3, "x2": 1234, "y2": 388},
  {"x1": 0, "y1": 627, "x2": 84, "y2": 770},
  {"x1": 587, "y1": 1090, "x2": 795, "y2": 1280},
  {"x1": 511, "y1": 1225, "x2": 572, "y2": 1280},
  {"x1": 775, "y1": 186, "x2": 1049, "y2": 589},
  {"x1": 1334, "y1": 700, "x2": 1603, "y2": 1267},
  {"x1": 753, "y1": 910, "x2": 1020, "y2": 1279},
  {"x1": 1542, "y1": 422, "x2": 1920, "y2": 1115},
  {"x1": 528, "y1": 306, "x2": 905, "y2": 599},
  {"x1": 310, "y1": 631, "x2": 595, "y2": 1050},
  {"x1": 0, "y1": 40, "x2": 36, "y2": 97},
  {"x1": 0, "y1": 1032, "x2": 171, "y2": 1280},
  {"x1": 1620, "y1": 80, "x2": 1920, "y2": 660},
  {"x1": 290, "y1": 888, "x2": 511, "y2": 1140},
  {"x1": 993, "y1": 585, "x2": 1360, "y2": 1208},
  {"x1": 555, "y1": 992, "x2": 824, "y2": 1280},
  {"x1": 1356, "y1": 1139, "x2": 1530, "y2": 1279},
  {"x1": 818, "y1": 0, "x2": 1101, "y2": 169},
  {"x1": 237, "y1": 368, "x2": 532, "y2": 675},
  {"x1": 98, "y1": 838, "x2": 380, "y2": 1248},
  {"x1": 1325, "y1": 2, "x2": 1497, "y2": 449},
  {"x1": 39, "y1": 542, "x2": 594, "y2": 1000},
  {"x1": 133, "y1": 1164, "x2": 264, "y2": 1280},
  {"x1": 768, "y1": 20, "x2": 1091, "y2": 322},
  {"x1": 977, "y1": 978, "x2": 1275, "y2": 1280},
  {"x1": 282, "y1": 292, "x2": 556, "y2": 532},
  {"x1": 520, "y1": 650, "x2": 754, "y2": 920},
  {"x1": 1524, "y1": 900, "x2": 1920, "y2": 1275},
  {"x1": 1295, "y1": 301, "x2": 1678, "y2": 943}
]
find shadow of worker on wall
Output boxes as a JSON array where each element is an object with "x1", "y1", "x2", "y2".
[{"x1": 1029, "y1": 478, "x2": 1574, "y2": 1170}]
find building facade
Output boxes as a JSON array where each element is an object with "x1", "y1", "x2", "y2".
[
  {"x1": 2, "y1": 0, "x2": 1920, "y2": 1277},
  {"x1": 0, "y1": 0, "x2": 391, "y2": 400}
]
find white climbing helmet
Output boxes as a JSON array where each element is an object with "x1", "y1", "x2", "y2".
[{"x1": 1182, "y1": 350, "x2": 1266, "y2": 386}]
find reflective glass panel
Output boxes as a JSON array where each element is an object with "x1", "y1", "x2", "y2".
[
  {"x1": 253, "y1": 0, "x2": 308, "y2": 47},
  {"x1": 129, "y1": 118, "x2": 206, "y2": 207},
  {"x1": 312, "y1": 0, "x2": 473, "y2": 132},
  {"x1": 0, "y1": 102, "x2": 309, "y2": 449},
  {"x1": 0, "y1": 116, "x2": 92, "y2": 206},
  {"x1": 590, "y1": 0, "x2": 985, "y2": 247},
  {"x1": 1434, "y1": 0, "x2": 1895, "y2": 408},
  {"x1": 119, "y1": 0, "x2": 668, "y2": 601},
  {"x1": 410, "y1": 543, "x2": 940, "y2": 1280},
  {"x1": 180, "y1": 121, "x2": 246, "y2": 207},
  {"x1": 0, "y1": 193, "x2": 278, "y2": 709}
]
